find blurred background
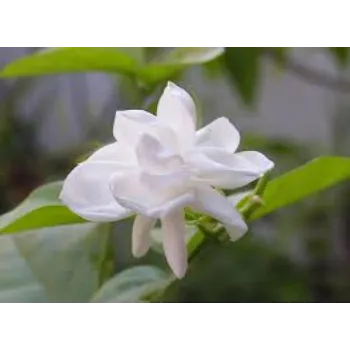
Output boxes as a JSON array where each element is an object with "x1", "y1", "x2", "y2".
[{"x1": 1, "y1": 47, "x2": 350, "y2": 302}]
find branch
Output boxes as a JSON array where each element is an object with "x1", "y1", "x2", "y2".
[{"x1": 265, "y1": 49, "x2": 350, "y2": 93}]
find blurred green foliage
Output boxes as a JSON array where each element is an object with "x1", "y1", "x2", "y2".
[
  {"x1": 329, "y1": 47, "x2": 350, "y2": 67},
  {"x1": 163, "y1": 236, "x2": 312, "y2": 302},
  {"x1": 223, "y1": 47, "x2": 261, "y2": 105}
]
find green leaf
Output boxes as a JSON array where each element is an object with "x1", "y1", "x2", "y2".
[
  {"x1": 202, "y1": 56, "x2": 225, "y2": 79},
  {"x1": 91, "y1": 266, "x2": 171, "y2": 302},
  {"x1": 223, "y1": 47, "x2": 261, "y2": 105},
  {"x1": 252, "y1": 157, "x2": 350, "y2": 219},
  {"x1": 0, "y1": 48, "x2": 139, "y2": 78},
  {"x1": 0, "y1": 223, "x2": 111, "y2": 302},
  {"x1": 119, "y1": 47, "x2": 146, "y2": 64},
  {"x1": 0, "y1": 181, "x2": 85, "y2": 234},
  {"x1": 157, "y1": 47, "x2": 225, "y2": 65},
  {"x1": 329, "y1": 47, "x2": 349, "y2": 67},
  {"x1": 140, "y1": 47, "x2": 224, "y2": 84},
  {"x1": 267, "y1": 47, "x2": 290, "y2": 69}
]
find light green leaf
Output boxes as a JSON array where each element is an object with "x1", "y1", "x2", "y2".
[
  {"x1": 119, "y1": 47, "x2": 146, "y2": 64},
  {"x1": 223, "y1": 47, "x2": 261, "y2": 105},
  {"x1": 252, "y1": 156, "x2": 350, "y2": 219},
  {"x1": 157, "y1": 47, "x2": 225, "y2": 65},
  {"x1": 91, "y1": 266, "x2": 171, "y2": 303},
  {"x1": 140, "y1": 47, "x2": 224, "y2": 84},
  {"x1": 0, "y1": 181, "x2": 85, "y2": 234},
  {"x1": 0, "y1": 48, "x2": 139, "y2": 78},
  {"x1": 329, "y1": 47, "x2": 349, "y2": 67},
  {"x1": 0, "y1": 223, "x2": 110, "y2": 302}
]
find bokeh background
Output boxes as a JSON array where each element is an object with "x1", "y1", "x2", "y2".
[{"x1": 1, "y1": 47, "x2": 350, "y2": 302}]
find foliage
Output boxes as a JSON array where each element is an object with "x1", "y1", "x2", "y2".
[
  {"x1": 0, "y1": 223, "x2": 113, "y2": 302},
  {"x1": 1, "y1": 47, "x2": 350, "y2": 302}
]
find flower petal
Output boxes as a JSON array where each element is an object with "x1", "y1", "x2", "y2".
[
  {"x1": 147, "y1": 192, "x2": 194, "y2": 218},
  {"x1": 161, "y1": 210, "x2": 188, "y2": 278},
  {"x1": 191, "y1": 185, "x2": 247, "y2": 241},
  {"x1": 113, "y1": 109, "x2": 179, "y2": 153},
  {"x1": 140, "y1": 170, "x2": 190, "y2": 194},
  {"x1": 136, "y1": 134, "x2": 183, "y2": 173},
  {"x1": 187, "y1": 149, "x2": 274, "y2": 189},
  {"x1": 157, "y1": 82, "x2": 196, "y2": 148},
  {"x1": 109, "y1": 171, "x2": 151, "y2": 210},
  {"x1": 113, "y1": 110, "x2": 157, "y2": 145},
  {"x1": 132, "y1": 215, "x2": 156, "y2": 258},
  {"x1": 195, "y1": 117, "x2": 240, "y2": 153},
  {"x1": 109, "y1": 171, "x2": 193, "y2": 218},
  {"x1": 87, "y1": 142, "x2": 134, "y2": 165},
  {"x1": 236, "y1": 151, "x2": 274, "y2": 173},
  {"x1": 60, "y1": 161, "x2": 132, "y2": 222}
]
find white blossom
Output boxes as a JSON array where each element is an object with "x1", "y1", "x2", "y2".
[{"x1": 60, "y1": 82, "x2": 274, "y2": 278}]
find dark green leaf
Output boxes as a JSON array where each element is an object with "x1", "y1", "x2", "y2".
[
  {"x1": 0, "y1": 223, "x2": 110, "y2": 302},
  {"x1": 0, "y1": 48, "x2": 139, "y2": 78},
  {"x1": 223, "y1": 47, "x2": 261, "y2": 105},
  {"x1": 91, "y1": 266, "x2": 171, "y2": 302},
  {"x1": 329, "y1": 47, "x2": 350, "y2": 67},
  {"x1": 0, "y1": 181, "x2": 85, "y2": 234},
  {"x1": 202, "y1": 56, "x2": 226, "y2": 79},
  {"x1": 140, "y1": 47, "x2": 224, "y2": 84},
  {"x1": 252, "y1": 157, "x2": 350, "y2": 219}
]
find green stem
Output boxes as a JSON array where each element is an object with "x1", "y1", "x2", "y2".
[
  {"x1": 254, "y1": 173, "x2": 270, "y2": 197},
  {"x1": 240, "y1": 195, "x2": 264, "y2": 220},
  {"x1": 188, "y1": 229, "x2": 215, "y2": 262}
]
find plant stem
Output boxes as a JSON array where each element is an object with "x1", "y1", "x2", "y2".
[{"x1": 188, "y1": 229, "x2": 220, "y2": 262}]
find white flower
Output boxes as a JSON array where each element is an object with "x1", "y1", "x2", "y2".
[{"x1": 60, "y1": 82, "x2": 274, "y2": 278}]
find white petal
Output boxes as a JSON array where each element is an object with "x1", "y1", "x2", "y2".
[
  {"x1": 235, "y1": 151, "x2": 274, "y2": 173},
  {"x1": 195, "y1": 117, "x2": 240, "y2": 153},
  {"x1": 109, "y1": 171, "x2": 151, "y2": 210},
  {"x1": 191, "y1": 185, "x2": 247, "y2": 241},
  {"x1": 161, "y1": 210, "x2": 188, "y2": 278},
  {"x1": 187, "y1": 149, "x2": 273, "y2": 189},
  {"x1": 147, "y1": 192, "x2": 194, "y2": 218},
  {"x1": 157, "y1": 82, "x2": 196, "y2": 148},
  {"x1": 60, "y1": 161, "x2": 132, "y2": 222},
  {"x1": 87, "y1": 142, "x2": 134, "y2": 165},
  {"x1": 109, "y1": 171, "x2": 193, "y2": 218},
  {"x1": 136, "y1": 134, "x2": 183, "y2": 173},
  {"x1": 132, "y1": 215, "x2": 156, "y2": 258},
  {"x1": 113, "y1": 110, "x2": 156, "y2": 145},
  {"x1": 140, "y1": 170, "x2": 190, "y2": 194},
  {"x1": 113, "y1": 109, "x2": 179, "y2": 153}
]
